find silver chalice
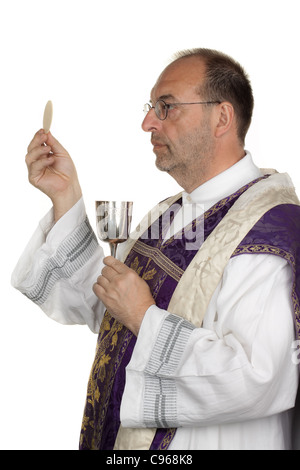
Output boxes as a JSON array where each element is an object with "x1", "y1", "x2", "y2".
[{"x1": 95, "y1": 201, "x2": 133, "y2": 257}]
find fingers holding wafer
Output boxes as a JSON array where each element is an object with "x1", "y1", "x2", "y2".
[
  {"x1": 26, "y1": 129, "x2": 48, "y2": 153},
  {"x1": 25, "y1": 131, "x2": 52, "y2": 166}
]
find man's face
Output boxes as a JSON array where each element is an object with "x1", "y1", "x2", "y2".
[{"x1": 142, "y1": 58, "x2": 216, "y2": 189}]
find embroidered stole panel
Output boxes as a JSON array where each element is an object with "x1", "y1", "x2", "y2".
[{"x1": 79, "y1": 178, "x2": 266, "y2": 450}]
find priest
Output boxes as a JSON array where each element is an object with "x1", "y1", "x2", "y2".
[{"x1": 12, "y1": 48, "x2": 300, "y2": 450}]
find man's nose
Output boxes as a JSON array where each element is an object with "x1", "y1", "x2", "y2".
[{"x1": 141, "y1": 108, "x2": 161, "y2": 132}]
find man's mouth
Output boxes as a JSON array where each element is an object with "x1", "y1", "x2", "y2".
[{"x1": 151, "y1": 140, "x2": 166, "y2": 150}]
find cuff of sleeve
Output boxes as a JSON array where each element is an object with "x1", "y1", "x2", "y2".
[
  {"x1": 11, "y1": 196, "x2": 93, "y2": 293},
  {"x1": 46, "y1": 197, "x2": 86, "y2": 249},
  {"x1": 121, "y1": 308, "x2": 196, "y2": 428},
  {"x1": 120, "y1": 305, "x2": 168, "y2": 427},
  {"x1": 128, "y1": 305, "x2": 169, "y2": 371}
]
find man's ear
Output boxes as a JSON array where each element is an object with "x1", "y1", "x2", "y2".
[{"x1": 214, "y1": 102, "x2": 235, "y2": 138}]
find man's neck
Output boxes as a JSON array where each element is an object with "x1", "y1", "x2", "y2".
[{"x1": 181, "y1": 148, "x2": 246, "y2": 193}]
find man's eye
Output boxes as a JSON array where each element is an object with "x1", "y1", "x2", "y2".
[{"x1": 167, "y1": 104, "x2": 176, "y2": 111}]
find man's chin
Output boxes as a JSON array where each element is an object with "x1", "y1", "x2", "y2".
[
  {"x1": 155, "y1": 160, "x2": 172, "y2": 173},
  {"x1": 155, "y1": 155, "x2": 173, "y2": 173}
]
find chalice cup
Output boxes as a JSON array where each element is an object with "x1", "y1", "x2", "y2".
[{"x1": 95, "y1": 201, "x2": 133, "y2": 257}]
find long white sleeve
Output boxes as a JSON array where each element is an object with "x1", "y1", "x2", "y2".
[
  {"x1": 121, "y1": 252, "x2": 299, "y2": 448},
  {"x1": 11, "y1": 198, "x2": 106, "y2": 333}
]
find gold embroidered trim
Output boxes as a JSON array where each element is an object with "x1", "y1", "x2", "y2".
[
  {"x1": 80, "y1": 313, "x2": 131, "y2": 450},
  {"x1": 132, "y1": 240, "x2": 184, "y2": 283},
  {"x1": 157, "y1": 428, "x2": 177, "y2": 450}
]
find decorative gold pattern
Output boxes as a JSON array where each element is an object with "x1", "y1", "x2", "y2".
[
  {"x1": 157, "y1": 428, "x2": 177, "y2": 450},
  {"x1": 132, "y1": 240, "x2": 184, "y2": 282},
  {"x1": 80, "y1": 313, "x2": 131, "y2": 449}
]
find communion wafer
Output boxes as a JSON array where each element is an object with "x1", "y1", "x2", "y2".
[{"x1": 43, "y1": 100, "x2": 53, "y2": 133}]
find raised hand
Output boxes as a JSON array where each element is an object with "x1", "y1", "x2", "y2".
[{"x1": 25, "y1": 129, "x2": 82, "y2": 221}]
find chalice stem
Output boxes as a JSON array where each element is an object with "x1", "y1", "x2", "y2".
[{"x1": 109, "y1": 242, "x2": 117, "y2": 258}]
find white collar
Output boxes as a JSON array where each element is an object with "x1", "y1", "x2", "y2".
[{"x1": 182, "y1": 151, "x2": 262, "y2": 210}]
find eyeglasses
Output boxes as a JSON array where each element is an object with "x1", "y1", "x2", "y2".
[{"x1": 143, "y1": 99, "x2": 221, "y2": 121}]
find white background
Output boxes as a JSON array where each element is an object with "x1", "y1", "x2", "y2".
[{"x1": 1, "y1": 0, "x2": 300, "y2": 450}]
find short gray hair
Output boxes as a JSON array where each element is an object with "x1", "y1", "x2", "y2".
[{"x1": 172, "y1": 48, "x2": 254, "y2": 144}]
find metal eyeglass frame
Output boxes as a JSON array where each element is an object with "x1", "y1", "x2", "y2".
[{"x1": 143, "y1": 99, "x2": 221, "y2": 121}]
